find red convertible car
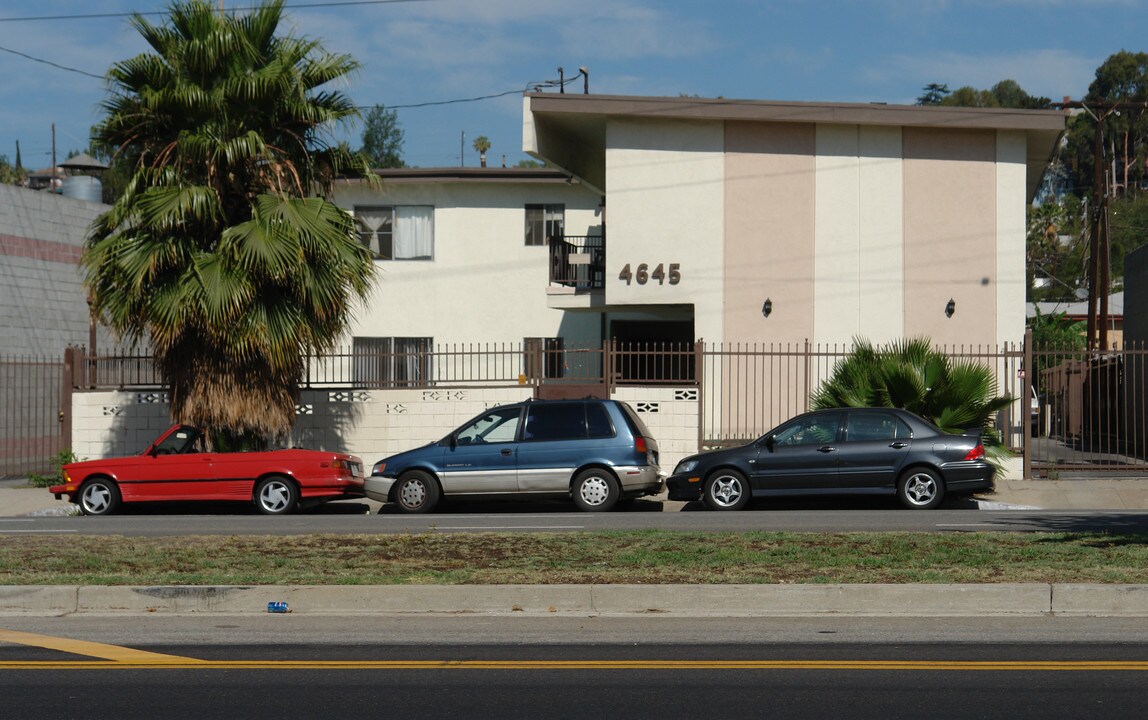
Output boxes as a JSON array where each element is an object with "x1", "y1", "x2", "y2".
[{"x1": 49, "y1": 425, "x2": 365, "y2": 516}]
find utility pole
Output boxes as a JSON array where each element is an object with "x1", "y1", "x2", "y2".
[{"x1": 1056, "y1": 99, "x2": 1148, "y2": 351}]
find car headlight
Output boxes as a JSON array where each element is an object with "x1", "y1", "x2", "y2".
[
  {"x1": 371, "y1": 461, "x2": 386, "y2": 476},
  {"x1": 674, "y1": 459, "x2": 699, "y2": 474}
]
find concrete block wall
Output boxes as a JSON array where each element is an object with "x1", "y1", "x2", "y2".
[
  {"x1": 609, "y1": 386, "x2": 699, "y2": 471},
  {"x1": 70, "y1": 385, "x2": 701, "y2": 473},
  {"x1": 292, "y1": 386, "x2": 537, "y2": 466},
  {"x1": 71, "y1": 390, "x2": 173, "y2": 461}
]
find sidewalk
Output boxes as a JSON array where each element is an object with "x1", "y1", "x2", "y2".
[
  {"x1": 5, "y1": 477, "x2": 1148, "y2": 517},
  {"x1": 1, "y1": 582, "x2": 1146, "y2": 617}
]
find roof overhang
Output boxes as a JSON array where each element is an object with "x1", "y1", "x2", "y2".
[{"x1": 524, "y1": 93, "x2": 1066, "y2": 199}]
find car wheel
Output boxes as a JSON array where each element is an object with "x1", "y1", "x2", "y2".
[
  {"x1": 571, "y1": 469, "x2": 620, "y2": 512},
  {"x1": 898, "y1": 468, "x2": 945, "y2": 510},
  {"x1": 78, "y1": 478, "x2": 121, "y2": 516},
  {"x1": 393, "y1": 471, "x2": 440, "y2": 514},
  {"x1": 254, "y1": 476, "x2": 299, "y2": 515},
  {"x1": 703, "y1": 470, "x2": 750, "y2": 511}
]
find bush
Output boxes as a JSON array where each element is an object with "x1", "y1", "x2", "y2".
[{"x1": 26, "y1": 450, "x2": 84, "y2": 488}]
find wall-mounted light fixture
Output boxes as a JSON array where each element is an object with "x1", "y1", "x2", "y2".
[
  {"x1": 945, "y1": 298, "x2": 956, "y2": 318},
  {"x1": 762, "y1": 298, "x2": 773, "y2": 318}
]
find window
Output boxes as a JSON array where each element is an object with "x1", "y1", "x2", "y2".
[
  {"x1": 524, "y1": 337, "x2": 565, "y2": 380},
  {"x1": 352, "y1": 336, "x2": 433, "y2": 387},
  {"x1": 154, "y1": 427, "x2": 205, "y2": 455},
  {"x1": 455, "y1": 406, "x2": 522, "y2": 445},
  {"x1": 774, "y1": 413, "x2": 841, "y2": 447},
  {"x1": 525, "y1": 204, "x2": 564, "y2": 246},
  {"x1": 846, "y1": 413, "x2": 912, "y2": 442},
  {"x1": 523, "y1": 403, "x2": 587, "y2": 441},
  {"x1": 354, "y1": 205, "x2": 434, "y2": 260},
  {"x1": 586, "y1": 402, "x2": 614, "y2": 438}
]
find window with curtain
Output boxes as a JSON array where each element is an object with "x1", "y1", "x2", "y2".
[
  {"x1": 525, "y1": 204, "x2": 564, "y2": 246},
  {"x1": 354, "y1": 205, "x2": 434, "y2": 260},
  {"x1": 352, "y1": 336, "x2": 433, "y2": 387}
]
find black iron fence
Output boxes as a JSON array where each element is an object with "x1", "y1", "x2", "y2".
[
  {"x1": 6, "y1": 339, "x2": 1146, "y2": 478},
  {"x1": 0, "y1": 354, "x2": 65, "y2": 478},
  {"x1": 1030, "y1": 341, "x2": 1148, "y2": 476},
  {"x1": 548, "y1": 234, "x2": 605, "y2": 289}
]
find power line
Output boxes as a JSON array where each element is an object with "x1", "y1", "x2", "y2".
[
  {"x1": 364, "y1": 76, "x2": 580, "y2": 111},
  {"x1": 0, "y1": 44, "x2": 103, "y2": 79},
  {"x1": 375, "y1": 89, "x2": 523, "y2": 110},
  {"x1": 0, "y1": 0, "x2": 433, "y2": 23}
]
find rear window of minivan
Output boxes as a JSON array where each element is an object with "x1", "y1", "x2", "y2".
[{"x1": 617, "y1": 401, "x2": 652, "y2": 439}]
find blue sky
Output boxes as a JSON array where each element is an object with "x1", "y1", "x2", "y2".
[{"x1": 0, "y1": 0, "x2": 1144, "y2": 171}]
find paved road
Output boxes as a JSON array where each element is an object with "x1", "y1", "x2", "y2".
[{"x1": 2, "y1": 619, "x2": 1146, "y2": 719}]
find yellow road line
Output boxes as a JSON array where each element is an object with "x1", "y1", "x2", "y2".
[
  {"x1": 2, "y1": 630, "x2": 1145, "y2": 672},
  {"x1": 1, "y1": 659, "x2": 1147, "y2": 671},
  {"x1": 0, "y1": 629, "x2": 203, "y2": 665}
]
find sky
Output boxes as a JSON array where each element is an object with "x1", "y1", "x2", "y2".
[{"x1": 0, "y1": 0, "x2": 1145, "y2": 172}]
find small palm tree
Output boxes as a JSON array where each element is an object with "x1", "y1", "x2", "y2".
[
  {"x1": 472, "y1": 136, "x2": 491, "y2": 167},
  {"x1": 810, "y1": 337, "x2": 1014, "y2": 467},
  {"x1": 85, "y1": 0, "x2": 375, "y2": 443}
]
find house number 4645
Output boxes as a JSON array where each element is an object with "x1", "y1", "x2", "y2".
[{"x1": 617, "y1": 263, "x2": 681, "y2": 285}]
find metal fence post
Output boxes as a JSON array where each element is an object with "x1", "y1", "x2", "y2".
[
  {"x1": 695, "y1": 339, "x2": 706, "y2": 452},
  {"x1": 1023, "y1": 328, "x2": 1033, "y2": 479},
  {"x1": 61, "y1": 346, "x2": 74, "y2": 453}
]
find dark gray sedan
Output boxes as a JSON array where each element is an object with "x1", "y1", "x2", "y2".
[{"x1": 666, "y1": 408, "x2": 994, "y2": 510}]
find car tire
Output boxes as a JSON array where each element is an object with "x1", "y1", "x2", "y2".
[
  {"x1": 254, "y1": 476, "x2": 299, "y2": 515},
  {"x1": 703, "y1": 470, "x2": 750, "y2": 511},
  {"x1": 78, "y1": 478, "x2": 121, "y2": 516},
  {"x1": 897, "y1": 468, "x2": 945, "y2": 510},
  {"x1": 393, "y1": 471, "x2": 440, "y2": 514},
  {"x1": 571, "y1": 469, "x2": 620, "y2": 512}
]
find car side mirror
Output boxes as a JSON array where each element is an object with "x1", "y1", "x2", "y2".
[
  {"x1": 762, "y1": 435, "x2": 776, "y2": 452},
  {"x1": 449, "y1": 434, "x2": 458, "y2": 450}
]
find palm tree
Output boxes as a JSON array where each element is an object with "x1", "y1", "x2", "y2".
[
  {"x1": 85, "y1": 0, "x2": 375, "y2": 443},
  {"x1": 472, "y1": 136, "x2": 491, "y2": 167},
  {"x1": 810, "y1": 337, "x2": 1014, "y2": 465}
]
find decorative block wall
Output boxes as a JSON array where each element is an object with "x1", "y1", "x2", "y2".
[{"x1": 70, "y1": 386, "x2": 700, "y2": 472}]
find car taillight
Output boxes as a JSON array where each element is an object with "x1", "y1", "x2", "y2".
[
  {"x1": 963, "y1": 444, "x2": 985, "y2": 461},
  {"x1": 635, "y1": 436, "x2": 648, "y2": 455}
]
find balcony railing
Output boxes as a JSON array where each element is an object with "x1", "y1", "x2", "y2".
[{"x1": 548, "y1": 234, "x2": 605, "y2": 290}]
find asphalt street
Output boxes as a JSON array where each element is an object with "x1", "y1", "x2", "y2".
[{"x1": 3, "y1": 625, "x2": 1147, "y2": 720}]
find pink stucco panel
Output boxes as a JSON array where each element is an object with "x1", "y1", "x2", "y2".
[
  {"x1": 902, "y1": 128, "x2": 998, "y2": 348},
  {"x1": 723, "y1": 121, "x2": 817, "y2": 346}
]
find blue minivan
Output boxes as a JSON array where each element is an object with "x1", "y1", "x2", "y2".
[{"x1": 365, "y1": 398, "x2": 664, "y2": 513}]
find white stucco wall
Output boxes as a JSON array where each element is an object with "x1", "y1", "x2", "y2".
[
  {"x1": 605, "y1": 118, "x2": 725, "y2": 341},
  {"x1": 996, "y1": 130, "x2": 1028, "y2": 347},
  {"x1": 813, "y1": 124, "x2": 905, "y2": 346},
  {"x1": 333, "y1": 180, "x2": 602, "y2": 347}
]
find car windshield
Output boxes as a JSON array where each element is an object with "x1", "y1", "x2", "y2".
[{"x1": 152, "y1": 427, "x2": 205, "y2": 454}]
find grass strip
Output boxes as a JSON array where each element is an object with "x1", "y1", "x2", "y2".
[{"x1": 3, "y1": 531, "x2": 1148, "y2": 586}]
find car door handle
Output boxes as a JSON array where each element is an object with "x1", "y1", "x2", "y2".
[
  {"x1": 889, "y1": 442, "x2": 908, "y2": 449},
  {"x1": 501, "y1": 449, "x2": 513, "y2": 456},
  {"x1": 817, "y1": 446, "x2": 836, "y2": 453}
]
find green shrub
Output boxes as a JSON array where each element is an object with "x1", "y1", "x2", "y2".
[{"x1": 26, "y1": 450, "x2": 84, "y2": 488}]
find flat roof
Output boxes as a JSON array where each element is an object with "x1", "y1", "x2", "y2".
[
  {"x1": 526, "y1": 93, "x2": 1067, "y2": 131},
  {"x1": 369, "y1": 167, "x2": 573, "y2": 183}
]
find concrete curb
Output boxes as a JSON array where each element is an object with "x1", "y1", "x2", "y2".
[{"x1": 2, "y1": 584, "x2": 1147, "y2": 617}]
